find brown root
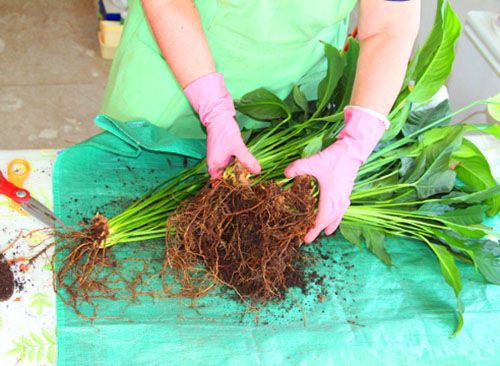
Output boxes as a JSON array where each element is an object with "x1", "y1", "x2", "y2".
[
  {"x1": 163, "y1": 164, "x2": 316, "y2": 305},
  {"x1": 52, "y1": 213, "x2": 160, "y2": 319}
]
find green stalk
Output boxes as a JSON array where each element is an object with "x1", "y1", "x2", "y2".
[{"x1": 100, "y1": 95, "x2": 496, "y2": 248}]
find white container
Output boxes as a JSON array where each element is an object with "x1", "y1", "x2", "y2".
[
  {"x1": 98, "y1": 31, "x2": 118, "y2": 60},
  {"x1": 447, "y1": 11, "x2": 500, "y2": 123},
  {"x1": 99, "y1": 20, "x2": 123, "y2": 47}
]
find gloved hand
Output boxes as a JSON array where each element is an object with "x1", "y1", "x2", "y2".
[
  {"x1": 184, "y1": 73, "x2": 261, "y2": 179},
  {"x1": 285, "y1": 106, "x2": 389, "y2": 243}
]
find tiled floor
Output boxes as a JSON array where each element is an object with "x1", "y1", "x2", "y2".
[{"x1": 0, "y1": 0, "x2": 109, "y2": 149}]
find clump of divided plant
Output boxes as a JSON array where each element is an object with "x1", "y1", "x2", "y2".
[{"x1": 164, "y1": 165, "x2": 315, "y2": 304}]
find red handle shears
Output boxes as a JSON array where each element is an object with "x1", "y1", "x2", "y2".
[{"x1": 0, "y1": 169, "x2": 63, "y2": 227}]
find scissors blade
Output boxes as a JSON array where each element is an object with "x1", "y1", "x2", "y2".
[{"x1": 20, "y1": 197, "x2": 63, "y2": 227}]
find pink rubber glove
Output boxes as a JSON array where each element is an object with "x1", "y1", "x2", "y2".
[
  {"x1": 285, "y1": 107, "x2": 389, "y2": 243},
  {"x1": 184, "y1": 73, "x2": 261, "y2": 179}
]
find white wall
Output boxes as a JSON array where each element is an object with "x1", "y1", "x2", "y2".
[{"x1": 417, "y1": 0, "x2": 499, "y2": 45}]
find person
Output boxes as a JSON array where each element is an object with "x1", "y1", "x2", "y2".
[{"x1": 102, "y1": 0, "x2": 420, "y2": 243}]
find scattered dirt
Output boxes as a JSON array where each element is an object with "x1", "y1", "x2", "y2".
[{"x1": 0, "y1": 254, "x2": 15, "y2": 301}]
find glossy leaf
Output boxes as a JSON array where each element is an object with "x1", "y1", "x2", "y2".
[
  {"x1": 428, "y1": 229, "x2": 476, "y2": 266},
  {"x1": 440, "y1": 205, "x2": 485, "y2": 226},
  {"x1": 440, "y1": 186, "x2": 500, "y2": 205},
  {"x1": 402, "y1": 47, "x2": 420, "y2": 89},
  {"x1": 363, "y1": 228, "x2": 391, "y2": 266},
  {"x1": 409, "y1": 126, "x2": 464, "y2": 197},
  {"x1": 382, "y1": 102, "x2": 412, "y2": 141},
  {"x1": 339, "y1": 223, "x2": 362, "y2": 248},
  {"x1": 409, "y1": 0, "x2": 461, "y2": 103},
  {"x1": 452, "y1": 138, "x2": 499, "y2": 216},
  {"x1": 403, "y1": 100, "x2": 451, "y2": 136},
  {"x1": 301, "y1": 135, "x2": 323, "y2": 158},
  {"x1": 417, "y1": 202, "x2": 453, "y2": 215},
  {"x1": 471, "y1": 240, "x2": 500, "y2": 284},
  {"x1": 412, "y1": 126, "x2": 465, "y2": 179},
  {"x1": 487, "y1": 93, "x2": 500, "y2": 121},
  {"x1": 240, "y1": 129, "x2": 252, "y2": 144},
  {"x1": 314, "y1": 43, "x2": 346, "y2": 116},
  {"x1": 292, "y1": 85, "x2": 309, "y2": 115},
  {"x1": 443, "y1": 222, "x2": 491, "y2": 239},
  {"x1": 428, "y1": 242, "x2": 464, "y2": 336},
  {"x1": 236, "y1": 88, "x2": 290, "y2": 120},
  {"x1": 464, "y1": 123, "x2": 500, "y2": 139},
  {"x1": 335, "y1": 38, "x2": 360, "y2": 111},
  {"x1": 415, "y1": 171, "x2": 456, "y2": 198}
]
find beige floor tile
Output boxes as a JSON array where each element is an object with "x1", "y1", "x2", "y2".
[
  {"x1": 0, "y1": 84, "x2": 103, "y2": 149},
  {"x1": 0, "y1": 0, "x2": 110, "y2": 149}
]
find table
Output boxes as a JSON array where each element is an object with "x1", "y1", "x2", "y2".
[
  {"x1": 0, "y1": 150, "x2": 58, "y2": 366},
  {"x1": 1, "y1": 134, "x2": 498, "y2": 365}
]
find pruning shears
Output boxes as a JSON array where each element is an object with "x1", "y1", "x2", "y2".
[{"x1": 0, "y1": 160, "x2": 63, "y2": 227}]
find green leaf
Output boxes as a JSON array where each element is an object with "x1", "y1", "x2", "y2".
[
  {"x1": 335, "y1": 38, "x2": 360, "y2": 111},
  {"x1": 409, "y1": 126, "x2": 464, "y2": 197},
  {"x1": 440, "y1": 186, "x2": 500, "y2": 205},
  {"x1": 413, "y1": 2, "x2": 445, "y2": 81},
  {"x1": 403, "y1": 100, "x2": 451, "y2": 136},
  {"x1": 464, "y1": 123, "x2": 500, "y2": 139},
  {"x1": 301, "y1": 135, "x2": 323, "y2": 158},
  {"x1": 292, "y1": 85, "x2": 309, "y2": 115},
  {"x1": 487, "y1": 93, "x2": 500, "y2": 121},
  {"x1": 471, "y1": 240, "x2": 500, "y2": 284},
  {"x1": 314, "y1": 43, "x2": 346, "y2": 116},
  {"x1": 428, "y1": 242, "x2": 464, "y2": 336},
  {"x1": 415, "y1": 171, "x2": 456, "y2": 198},
  {"x1": 382, "y1": 102, "x2": 412, "y2": 141},
  {"x1": 236, "y1": 88, "x2": 290, "y2": 120},
  {"x1": 284, "y1": 88, "x2": 303, "y2": 115},
  {"x1": 440, "y1": 205, "x2": 485, "y2": 226},
  {"x1": 418, "y1": 124, "x2": 467, "y2": 150},
  {"x1": 404, "y1": 126, "x2": 463, "y2": 182},
  {"x1": 428, "y1": 229, "x2": 476, "y2": 266},
  {"x1": 402, "y1": 47, "x2": 420, "y2": 89},
  {"x1": 443, "y1": 222, "x2": 491, "y2": 239},
  {"x1": 363, "y1": 228, "x2": 391, "y2": 266},
  {"x1": 418, "y1": 202, "x2": 453, "y2": 215},
  {"x1": 339, "y1": 224, "x2": 362, "y2": 248},
  {"x1": 452, "y1": 138, "x2": 499, "y2": 216},
  {"x1": 409, "y1": 0, "x2": 461, "y2": 103},
  {"x1": 241, "y1": 129, "x2": 252, "y2": 144},
  {"x1": 341, "y1": 225, "x2": 391, "y2": 265}
]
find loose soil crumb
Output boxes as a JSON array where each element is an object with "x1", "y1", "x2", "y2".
[{"x1": 0, "y1": 254, "x2": 15, "y2": 301}]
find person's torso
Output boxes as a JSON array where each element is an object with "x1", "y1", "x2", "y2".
[{"x1": 102, "y1": 0, "x2": 356, "y2": 139}]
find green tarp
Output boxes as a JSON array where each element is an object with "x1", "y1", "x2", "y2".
[{"x1": 53, "y1": 117, "x2": 500, "y2": 365}]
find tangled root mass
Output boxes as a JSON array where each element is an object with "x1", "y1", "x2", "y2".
[{"x1": 164, "y1": 167, "x2": 316, "y2": 304}]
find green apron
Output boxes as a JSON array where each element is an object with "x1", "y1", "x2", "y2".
[{"x1": 101, "y1": 0, "x2": 356, "y2": 141}]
